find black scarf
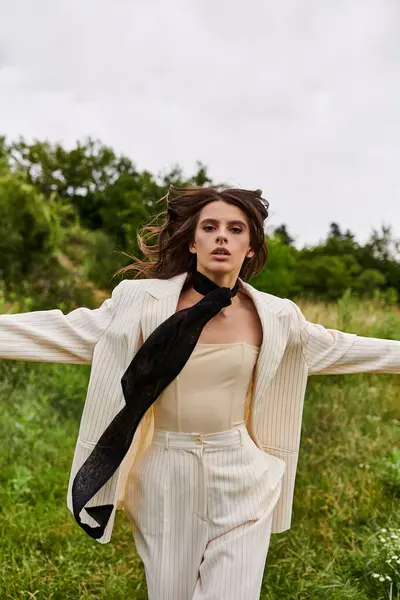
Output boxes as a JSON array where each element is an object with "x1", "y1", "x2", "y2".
[{"x1": 72, "y1": 270, "x2": 239, "y2": 539}]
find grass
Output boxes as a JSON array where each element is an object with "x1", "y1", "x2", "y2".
[{"x1": 1, "y1": 294, "x2": 399, "y2": 599}]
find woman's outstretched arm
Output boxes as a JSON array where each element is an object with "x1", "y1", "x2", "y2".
[
  {"x1": 287, "y1": 299, "x2": 400, "y2": 376},
  {"x1": 0, "y1": 280, "x2": 127, "y2": 365}
]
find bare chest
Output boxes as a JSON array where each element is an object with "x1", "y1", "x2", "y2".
[{"x1": 175, "y1": 291, "x2": 263, "y2": 349}]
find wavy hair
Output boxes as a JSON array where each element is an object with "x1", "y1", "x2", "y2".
[{"x1": 113, "y1": 186, "x2": 270, "y2": 290}]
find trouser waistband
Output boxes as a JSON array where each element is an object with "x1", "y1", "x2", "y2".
[{"x1": 152, "y1": 424, "x2": 247, "y2": 449}]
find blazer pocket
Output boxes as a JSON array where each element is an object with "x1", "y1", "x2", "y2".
[{"x1": 261, "y1": 444, "x2": 297, "y2": 456}]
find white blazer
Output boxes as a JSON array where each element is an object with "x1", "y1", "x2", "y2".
[{"x1": 1, "y1": 271, "x2": 399, "y2": 544}]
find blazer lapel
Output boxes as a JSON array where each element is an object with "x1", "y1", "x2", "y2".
[
  {"x1": 140, "y1": 271, "x2": 286, "y2": 409},
  {"x1": 239, "y1": 281, "x2": 286, "y2": 409},
  {"x1": 140, "y1": 272, "x2": 189, "y2": 344}
]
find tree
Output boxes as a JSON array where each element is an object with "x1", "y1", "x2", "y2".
[
  {"x1": 274, "y1": 224, "x2": 295, "y2": 246},
  {"x1": 250, "y1": 233, "x2": 299, "y2": 298},
  {"x1": 1, "y1": 134, "x2": 399, "y2": 305},
  {"x1": 0, "y1": 170, "x2": 64, "y2": 289},
  {"x1": 329, "y1": 222, "x2": 343, "y2": 239}
]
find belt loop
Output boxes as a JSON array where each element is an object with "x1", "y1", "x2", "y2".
[
  {"x1": 239, "y1": 428, "x2": 244, "y2": 446},
  {"x1": 166, "y1": 432, "x2": 170, "y2": 450}
]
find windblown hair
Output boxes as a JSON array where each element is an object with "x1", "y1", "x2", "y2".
[{"x1": 113, "y1": 186, "x2": 270, "y2": 289}]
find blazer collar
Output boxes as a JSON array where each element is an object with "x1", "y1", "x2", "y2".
[{"x1": 141, "y1": 271, "x2": 286, "y2": 409}]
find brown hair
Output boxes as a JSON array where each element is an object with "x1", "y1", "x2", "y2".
[{"x1": 113, "y1": 186, "x2": 269, "y2": 290}]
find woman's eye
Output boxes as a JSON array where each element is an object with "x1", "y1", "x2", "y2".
[{"x1": 203, "y1": 226, "x2": 243, "y2": 233}]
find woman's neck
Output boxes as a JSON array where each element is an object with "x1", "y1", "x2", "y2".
[{"x1": 193, "y1": 268, "x2": 240, "y2": 293}]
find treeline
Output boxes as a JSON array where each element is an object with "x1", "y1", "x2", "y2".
[{"x1": 0, "y1": 135, "x2": 399, "y2": 312}]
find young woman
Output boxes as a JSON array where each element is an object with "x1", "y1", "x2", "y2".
[
  {"x1": 1, "y1": 186, "x2": 399, "y2": 600},
  {"x1": 117, "y1": 186, "x2": 285, "y2": 599}
]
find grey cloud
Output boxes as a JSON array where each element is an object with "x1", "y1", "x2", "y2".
[{"x1": 0, "y1": 0, "x2": 399, "y2": 248}]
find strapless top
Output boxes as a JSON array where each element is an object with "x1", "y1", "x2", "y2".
[{"x1": 153, "y1": 342, "x2": 260, "y2": 434}]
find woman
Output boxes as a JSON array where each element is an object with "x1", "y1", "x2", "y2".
[
  {"x1": 117, "y1": 186, "x2": 285, "y2": 599},
  {"x1": 1, "y1": 186, "x2": 399, "y2": 599}
]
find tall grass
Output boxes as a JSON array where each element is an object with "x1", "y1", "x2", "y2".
[{"x1": 1, "y1": 295, "x2": 399, "y2": 599}]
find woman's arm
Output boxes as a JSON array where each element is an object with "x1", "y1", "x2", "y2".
[
  {"x1": 0, "y1": 280, "x2": 127, "y2": 365},
  {"x1": 287, "y1": 299, "x2": 400, "y2": 376}
]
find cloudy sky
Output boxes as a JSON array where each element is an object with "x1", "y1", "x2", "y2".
[{"x1": 1, "y1": 0, "x2": 399, "y2": 249}]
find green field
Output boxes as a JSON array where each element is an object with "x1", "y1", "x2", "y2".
[{"x1": 1, "y1": 295, "x2": 399, "y2": 599}]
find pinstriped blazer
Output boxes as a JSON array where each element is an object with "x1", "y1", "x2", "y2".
[{"x1": 1, "y1": 271, "x2": 399, "y2": 544}]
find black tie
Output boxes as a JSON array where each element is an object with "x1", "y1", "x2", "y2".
[{"x1": 72, "y1": 270, "x2": 239, "y2": 539}]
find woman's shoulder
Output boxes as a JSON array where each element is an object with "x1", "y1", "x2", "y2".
[
  {"x1": 115, "y1": 276, "x2": 159, "y2": 289},
  {"x1": 110, "y1": 277, "x2": 151, "y2": 301},
  {"x1": 114, "y1": 275, "x2": 180, "y2": 298}
]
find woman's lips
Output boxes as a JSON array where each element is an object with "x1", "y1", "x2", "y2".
[{"x1": 211, "y1": 254, "x2": 230, "y2": 260}]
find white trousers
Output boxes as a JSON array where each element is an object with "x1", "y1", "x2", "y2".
[{"x1": 124, "y1": 424, "x2": 285, "y2": 600}]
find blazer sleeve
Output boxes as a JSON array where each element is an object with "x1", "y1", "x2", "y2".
[
  {"x1": 0, "y1": 280, "x2": 127, "y2": 365},
  {"x1": 287, "y1": 299, "x2": 400, "y2": 376}
]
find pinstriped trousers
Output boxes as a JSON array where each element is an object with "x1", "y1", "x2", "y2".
[{"x1": 124, "y1": 424, "x2": 286, "y2": 600}]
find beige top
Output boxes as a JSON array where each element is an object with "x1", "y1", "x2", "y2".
[{"x1": 153, "y1": 342, "x2": 260, "y2": 434}]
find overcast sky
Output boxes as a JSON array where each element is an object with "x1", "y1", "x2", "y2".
[{"x1": 1, "y1": 0, "x2": 399, "y2": 249}]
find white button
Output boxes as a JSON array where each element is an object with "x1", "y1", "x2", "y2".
[{"x1": 195, "y1": 436, "x2": 202, "y2": 444}]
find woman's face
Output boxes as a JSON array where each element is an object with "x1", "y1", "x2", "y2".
[{"x1": 189, "y1": 200, "x2": 255, "y2": 276}]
